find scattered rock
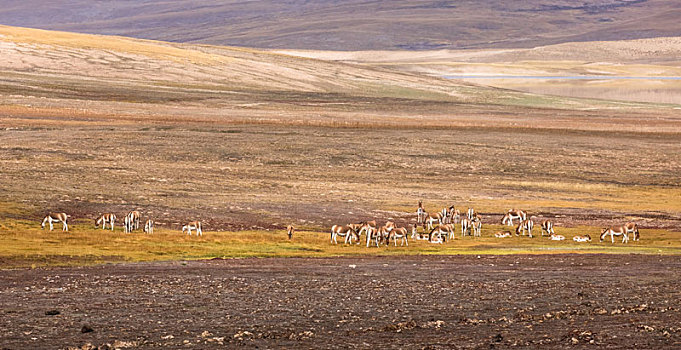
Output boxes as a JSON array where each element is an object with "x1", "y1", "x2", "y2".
[
  {"x1": 233, "y1": 330, "x2": 254, "y2": 340},
  {"x1": 111, "y1": 340, "x2": 138, "y2": 348},
  {"x1": 593, "y1": 308, "x2": 607, "y2": 315},
  {"x1": 81, "y1": 325, "x2": 94, "y2": 333},
  {"x1": 45, "y1": 309, "x2": 60, "y2": 316},
  {"x1": 423, "y1": 320, "x2": 445, "y2": 329}
]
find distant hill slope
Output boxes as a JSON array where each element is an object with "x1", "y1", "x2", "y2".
[
  {"x1": 0, "y1": 0, "x2": 679, "y2": 50},
  {"x1": 3, "y1": 25, "x2": 677, "y2": 133}
]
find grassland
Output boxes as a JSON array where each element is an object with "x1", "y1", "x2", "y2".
[
  {"x1": 2, "y1": 217, "x2": 680, "y2": 269},
  {"x1": 1, "y1": 124, "x2": 680, "y2": 268},
  {"x1": 0, "y1": 26, "x2": 680, "y2": 268}
]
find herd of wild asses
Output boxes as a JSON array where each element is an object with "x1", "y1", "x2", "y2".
[
  {"x1": 39, "y1": 200, "x2": 640, "y2": 246},
  {"x1": 41, "y1": 211, "x2": 201, "y2": 236},
  {"x1": 329, "y1": 201, "x2": 640, "y2": 247}
]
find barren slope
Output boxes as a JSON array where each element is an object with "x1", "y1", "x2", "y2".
[
  {"x1": 0, "y1": 0, "x2": 680, "y2": 50},
  {"x1": 277, "y1": 37, "x2": 681, "y2": 104},
  {"x1": 3, "y1": 25, "x2": 678, "y2": 131}
]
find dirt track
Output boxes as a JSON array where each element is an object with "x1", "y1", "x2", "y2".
[{"x1": 2, "y1": 254, "x2": 681, "y2": 349}]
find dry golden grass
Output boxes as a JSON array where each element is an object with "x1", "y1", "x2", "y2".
[
  {"x1": 0, "y1": 27, "x2": 680, "y2": 270},
  {"x1": 1, "y1": 217, "x2": 679, "y2": 269},
  {"x1": 0, "y1": 25, "x2": 231, "y2": 65}
]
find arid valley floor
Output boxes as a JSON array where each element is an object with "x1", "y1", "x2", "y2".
[{"x1": 0, "y1": 23, "x2": 681, "y2": 349}]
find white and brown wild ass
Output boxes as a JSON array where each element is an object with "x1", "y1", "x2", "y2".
[
  {"x1": 388, "y1": 227, "x2": 409, "y2": 246},
  {"x1": 144, "y1": 219, "x2": 154, "y2": 234},
  {"x1": 502, "y1": 209, "x2": 526, "y2": 226},
  {"x1": 424, "y1": 212, "x2": 445, "y2": 231},
  {"x1": 516, "y1": 219, "x2": 534, "y2": 237},
  {"x1": 494, "y1": 230, "x2": 512, "y2": 238},
  {"x1": 624, "y1": 222, "x2": 640, "y2": 241},
  {"x1": 600, "y1": 226, "x2": 629, "y2": 243},
  {"x1": 182, "y1": 221, "x2": 203, "y2": 236},
  {"x1": 42, "y1": 213, "x2": 68, "y2": 231},
  {"x1": 549, "y1": 234, "x2": 566, "y2": 241},
  {"x1": 331, "y1": 224, "x2": 354, "y2": 244},
  {"x1": 367, "y1": 223, "x2": 393, "y2": 247},
  {"x1": 471, "y1": 216, "x2": 482, "y2": 237},
  {"x1": 467, "y1": 208, "x2": 476, "y2": 220},
  {"x1": 417, "y1": 200, "x2": 426, "y2": 226},
  {"x1": 95, "y1": 213, "x2": 116, "y2": 231},
  {"x1": 124, "y1": 210, "x2": 141, "y2": 233},
  {"x1": 286, "y1": 225, "x2": 294, "y2": 240},
  {"x1": 429, "y1": 223, "x2": 453, "y2": 242},
  {"x1": 573, "y1": 234, "x2": 591, "y2": 242},
  {"x1": 440, "y1": 206, "x2": 459, "y2": 224},
  {"x1": 460, "y1": 218, "x2": 471, "y2": 237},
  {"x1": 411, "y1": 224, "x2": 429, "y2": 241},
  {"x1": 540, "y1": 220, "x2": 555, "y2": 236}
]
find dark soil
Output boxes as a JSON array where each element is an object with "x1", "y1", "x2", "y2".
[{"x1": 2, "y1": 254, "x2": 681, "y2": 349}]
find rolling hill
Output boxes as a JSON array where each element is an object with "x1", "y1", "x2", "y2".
[
  {"x1": 0, "y1": 0, "x2": 680, "y2": 50},
  {"x1": 0, "y1": 25, "x2": 679, "y2": 132}
]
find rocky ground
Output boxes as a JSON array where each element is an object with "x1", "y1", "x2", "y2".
[{"x1": 1, "y1": 254, "x2": 680, "y2": 349}]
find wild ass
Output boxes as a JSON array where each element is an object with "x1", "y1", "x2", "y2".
[
  {"x1": 286, "y1": 225, "x2": 294, "y2": 239},
  {"x1": 440, "y1": 206, "x2": 459, "y2": 224},
  {"x1": 417, "y1": 200, "x2": 426, "y2": 226},
  {"x1": 388, "y1": 227, "x2": 409, "y2": 246},
  {"x1": 501, "y1": 209, "x2": 527, "y2": 226},
  {"x1": 573, "y1": 234, "x2": 591, "y2": 242},
  {"x1": 411, "y1": 224, "x2": 429, "y2": 241},
  {"x1": 450, "y1": 207, "x2": 461, "y2": 224},
  {"x1": 516, "y1": 219, "x2": 534, "y2": 237},
  {"x1": 540, "y1": 220, "x2": 555, "y2": 236},
  {"x1": 95, "y1": 213, "x2": 116, "y2": 231},
  {"x1": 624, "y1": 222, "x2": 640, "y2": 241},
  {"x1": 429, "y1": 223, "x2": 454, "y2": 242},
  {"x1": 368, "y1": 223, "x2": 394, "y2": 247},
  {"x1": 471, "y1": 216, "x2": 482, "y2": 237},
  {"x1": 144, "y1": 219, "x2": 154, "y2": 234},
  {"x1": 42, "y1": 213, "x2": 68, "y2": 231},
  {"x1": 461, "y1": 218, "x2": 472, "y2": 237},
  {"x1": 424, "y1": 212, "x2": 445, "y2": 231},
  {"x1": 467, "y1": 208, "x2": 476, "y2": 220},
  {"x1": 494, "y1": 231, "x2": 512, "y2": 238},
  {"x1": 128, "y1": 210, "x2": 141, "y2": 230},
  {"x1": 182, "y1": 221, "x2": 203, "y2": 236},
  {"x1": 549, "y1": 234, "x2": 566, "y2": 241},
  {"x1": 600, "y1": 226, "x2": 629, "y2": 244},
  {"x1": 331, "y1": 224, "x2": 354, "y2": 244},
  {"x1": 358, "y1": 220, "x2": 377, "y2": 238},
  {"x1": 346, "y1": 223, "x2": 365, "y2": 244}
]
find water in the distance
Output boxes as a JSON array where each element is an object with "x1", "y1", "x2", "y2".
[{"x1": 444, "y1": 75, "x2": 681, "y2": 80}]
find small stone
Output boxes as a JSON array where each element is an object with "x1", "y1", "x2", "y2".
[
  {"x1": 81, "y1": 325, "x2": 94, "y2": 333},
  {"x1": 45, "y1": 310, "x2": 60, "y2": 316}
]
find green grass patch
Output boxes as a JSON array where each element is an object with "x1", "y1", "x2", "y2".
[{"x1": 0, "y1": 219, "x2": 679, "y2": 269}]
